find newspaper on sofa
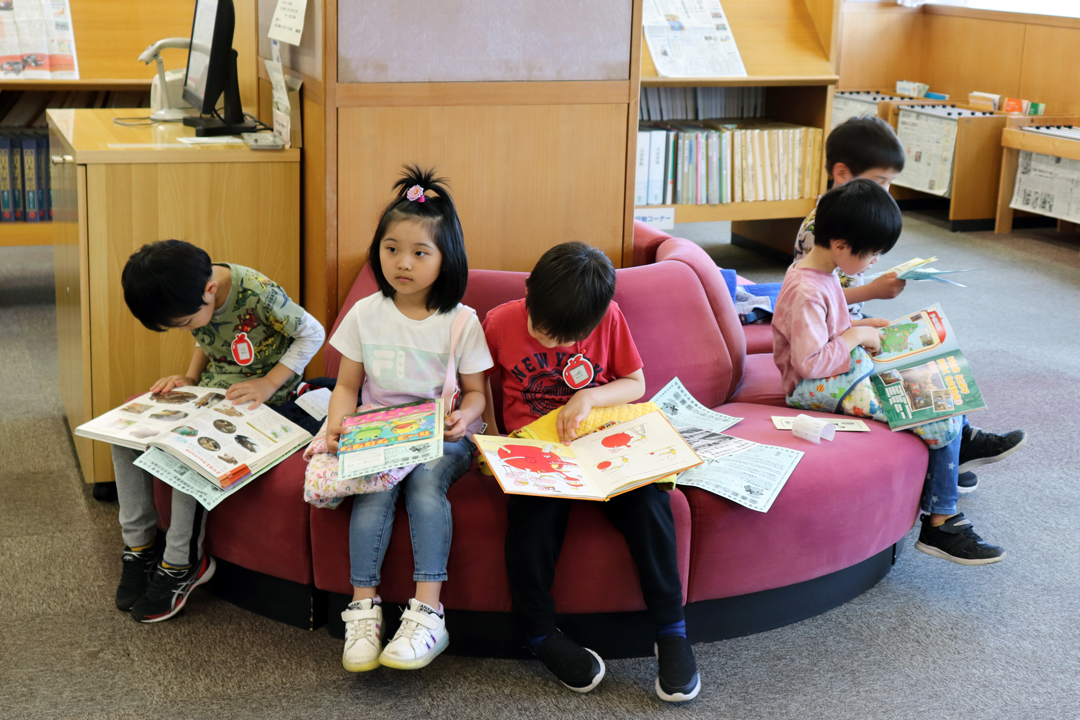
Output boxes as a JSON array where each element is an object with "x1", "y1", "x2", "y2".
[
  {"x1": 651, "y1": 377, "x2": 803, "y2": 513},
  {"x1": 75, "y1": 388, "x2": 311, "y2": 490}
]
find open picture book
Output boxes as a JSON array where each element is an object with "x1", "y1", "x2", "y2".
[
  {"x1": 475, "y1": 410, "x2": 702, "y2": 501},
  {"x1": 868, "y1": 305, "x2": 985, "y2": 431},
  {"x1": 75, "y1": 388, "x2": 312, "y2": 489},
  {"x1": 337, "y1": 399, "x2": 444, "y2": 480}
]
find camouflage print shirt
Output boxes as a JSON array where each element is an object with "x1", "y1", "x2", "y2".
[
  {"x1": 191, "y1": 264, "x2": 304, "y2": 406},
  {"x1": 792, "y1": 206, "x2": 866, "y2": 319}
]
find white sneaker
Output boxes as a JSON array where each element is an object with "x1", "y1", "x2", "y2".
[
  {"x1": 379, "y1": 599, "x2": 449, "y2": 670},
  {"x1": 341, "y1": 598, "x2": 383, "y2": 672}
]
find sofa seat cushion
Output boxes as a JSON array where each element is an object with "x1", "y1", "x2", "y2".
[
  {"x1": 727, "y1": 353, "x2": 787, "y2": 407},
  {"x1": 743, "y1": 323, "x2": 773, "y2": 355},
  {"x1": 682, "y1": 403, "x2": 927, "y2": 604},
  {"x1": 310, "y1": 468, "x2": 692, "y2": 614},
  {"x1": 153, "y1": 448, "x2": 313, "y2": 584}
]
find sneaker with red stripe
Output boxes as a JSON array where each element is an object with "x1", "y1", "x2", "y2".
[{"x1": 130, "y1": 554, "x2": 216, "y2": 623}]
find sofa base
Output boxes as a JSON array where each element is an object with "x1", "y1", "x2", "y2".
[
  {"x1": 323, "y1": 544, "x2": 898, "y2": 659},
  {"x1": 207, "y1": 558, "x2": 327, "y2": 630}
]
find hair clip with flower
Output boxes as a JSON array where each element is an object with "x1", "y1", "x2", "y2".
[{"x1": 406, "y1": 185, "x2": 426, "y2": 203}]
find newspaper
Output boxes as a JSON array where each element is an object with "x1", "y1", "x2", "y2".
[
  {"x1": 650, "y1": 377, "x2": 741, "y2": 433},
  {"x1": 650, "y1": 377, "x2": 803, "y2": 512},
  {"x1": 675, "y1": 442, "x2": 802, "y2": 513},
  {"x1": 893, "y1": 106, "x2": 963, "y2": 197},
  {"x1": 1009, "y1": 150, "x2": 1080, "y2": 225},
  {"x1": 1, "y1": 0, "x2": 78, "y2": 80},
  {"x1": 642, "y1": 0, "x2": 747, "y2": 78},
  {"x1": 134, "y1": 447, "x2": 271, "y2": 511}
]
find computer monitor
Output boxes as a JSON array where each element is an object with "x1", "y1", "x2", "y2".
[{"x1": 182, "y1": 0, "x2": 255, "y2": 136}]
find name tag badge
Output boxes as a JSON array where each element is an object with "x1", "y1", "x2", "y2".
[
  {"x1": 562, "y1": 353, "x2": 594, "y2": 390},
  {"x1": 231, "y1": 332, "x2": 254, "y2": 366}
]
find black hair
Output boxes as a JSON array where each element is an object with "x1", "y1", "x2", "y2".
[
  {"x1": 525, "y1": 242, "x2": 616, "y2": 344},
  {"x1": 826, "y1": 116, "x2": 905, "y2": 178},
  {"x1": 368, "y1": 165, "x2": 467, "y2": 314},
  {"x1": 121, "y1": 239, "x2": 214, "y2": 332},
  {"x1": 814, "y1": 178, "x2": 903, "y2": 257}
]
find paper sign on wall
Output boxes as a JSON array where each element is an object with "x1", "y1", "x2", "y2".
[
  {"x1": 268, "y1": 0, "x2": 309, "y2": 46},
  {"x1": 264, "y1": 39, "x2": 292, "y2": 147}
]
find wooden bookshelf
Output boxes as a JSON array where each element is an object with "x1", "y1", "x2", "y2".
[
  {"x1": 996, "y1": 117, "x2": 1080, "y2": 240},
  {"x1": 636, "y1": 0, "x2": 840, "y2": 246}
]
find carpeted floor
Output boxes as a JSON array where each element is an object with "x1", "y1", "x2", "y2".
[{"x1": 1, "y1": 213, "x2": 1078, "y2": 719}]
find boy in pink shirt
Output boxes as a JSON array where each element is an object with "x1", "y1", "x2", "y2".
[{"x1": 774, "y1": 180, "x2": 1025, "y2": 566}]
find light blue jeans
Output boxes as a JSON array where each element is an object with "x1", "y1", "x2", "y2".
[
  {"x1": 921, "y1": 415, "x2": 968, "y2": 517},
  {"x1": 348, "y1": 437, "x2": 476, "y2": 588}
]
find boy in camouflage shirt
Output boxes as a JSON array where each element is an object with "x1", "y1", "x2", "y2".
[{"x1": 111, "y1": 240, "x2": 324, "y2": 623}]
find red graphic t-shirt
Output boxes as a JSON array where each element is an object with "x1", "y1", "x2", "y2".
[{"x1": 483, "y1": 299, "x2": 643, "y2": 433}]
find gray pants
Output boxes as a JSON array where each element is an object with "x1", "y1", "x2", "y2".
[{"x1": 112, "y1": 445, "x2": 207, "y2": 568}]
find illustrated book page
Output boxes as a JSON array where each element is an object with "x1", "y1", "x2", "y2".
[
  {"x1": 476, "y1": 410, "x2": 702, "y2": 501},
  {"x1": 337, "y1": 399, "x2": 444, "y2": 480}
]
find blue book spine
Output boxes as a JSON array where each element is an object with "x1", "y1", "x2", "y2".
[
  {"x1": 0, "y1": 136, "x2": 12, "y2": 223},
  {"x1": 10, "y1": 136, "x2": 23, "y2": 222},
  {"x1": 35, "y1": 134, "x2": 47, "y2": 222},
  {"x1": 23, "y1": 137, "x2": 39, "y2": 223}
]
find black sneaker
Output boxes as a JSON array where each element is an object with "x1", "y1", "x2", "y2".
[
  {"x1": 958, "y1": 426, "x2": 1026, "y2": 473},
  {"x1": 115, "y1": 531, "x2": 164, "y2": 611},
  {"x1": 532, "y1": 629, "x2": 605, "y2": 693},
  {"x1": 914, "y1": 513, "x2": 1005, "y2": 565},
  {"x1": 131, "y1": 554, "x2": 216, "y2": 623},
  {"x1": 655, "y1": 635, "x2": 701, "y2": 702},
  {"x1": 957, "y1": 471, "x2": 978, "y2": 494}
]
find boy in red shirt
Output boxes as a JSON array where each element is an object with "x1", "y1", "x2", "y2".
[{"x1": 482, "y1": 242, "x2": 699, "y2": 703}]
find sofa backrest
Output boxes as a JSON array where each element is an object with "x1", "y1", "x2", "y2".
[
  {"x1": 653, "y1": 238, "x2": 748, "y2": 399},
  {"x1": 325, "y1": 251, "x2": 737, "y2": 430},
  {"x1": 631, "y1": 220, "x2": 673, "y2": 267}
]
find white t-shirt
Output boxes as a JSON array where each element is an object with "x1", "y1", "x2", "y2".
[{"x1": 329, "y1": 294, "x2": 493, "y2": 433}]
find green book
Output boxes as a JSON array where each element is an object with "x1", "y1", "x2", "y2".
[{"x1": 867, "y1": 305, "x2": 986, "y2": 431}]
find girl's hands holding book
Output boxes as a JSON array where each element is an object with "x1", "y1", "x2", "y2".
[
  {"x1": 841, "y1": 325, "x2": 883, "y2": 355},
  {"x1": 326, "y1": 423, "x2": 343, "y2": 454},
  {"x1": 150, "y1": 375, "x2": 198, "y2": 393},
  {"x1": 444, "y1": 410, "x2": 468, "y2": 442}
]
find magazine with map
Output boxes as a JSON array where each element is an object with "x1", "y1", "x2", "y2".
[
  {"x1": 868, "y1": 305, "x2": 986, "y2": 431},
  {"x1": 75, "y1": 388, "x2": 312, "y2": 489},
  {"x1": 475, "y1": 410, "x2": 702, "y2": 501}
]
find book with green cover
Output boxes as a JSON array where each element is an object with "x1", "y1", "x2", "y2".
[{"x1": 868, "y1": 305, "x2": 985, "y2": 431}]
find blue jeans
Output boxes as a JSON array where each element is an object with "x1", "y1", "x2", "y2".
[
  {"x1": 348, "y1": 436, "x2": 476, "y2": 588},
  {"x1": 921, "y1": 415, "x2": 969, "y2": 517}
]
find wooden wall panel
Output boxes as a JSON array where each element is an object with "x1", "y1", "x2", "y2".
[
  {"x1": 68, "y1": 0, "x2": 196, "y2": 81},
  {"x1": 918, "y1": 14, "x2": 1024, "y2": 101},
  {"x1": 836, "y1": 8, "x2": 921, "y2": 90},
  {"x1": 1019, "y1": 24, "x2": 1080, "y2": 116},
  {"x1": 337, "y1": 104, "x2": 628, "y2": 294}
]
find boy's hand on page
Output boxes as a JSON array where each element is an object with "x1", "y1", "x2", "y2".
[
  {"x1": 326, "y1": 424, "x2": 343, "y2": 454},
  {"x1": 860, "y1": 327, "x2": 883, "y2": 355},
  {"x1": 150, "y1": 375, "x2": 198, "y2": 394},
  {"x1": 851, "y1": 317, "x2": 890, "y2": 328},
  {"x1": 558, "y1": 391, "x2": 594, "y2": 443},
  {"x1": 444, "y1": 411, "x2": 468, "y2": 442},
  {"x1": 867, "y1": 272, "x2": 906, "y2": 299},
  {"x1": 226, "y1": 377, "x2": 276, "y2": 410}
]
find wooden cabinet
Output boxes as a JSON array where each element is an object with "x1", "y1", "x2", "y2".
[{"x1": 48, "y1": 108, "x2": 300, "y2": 484}]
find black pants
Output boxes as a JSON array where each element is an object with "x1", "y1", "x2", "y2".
[{"x1": 505, "y1": 485, "x2": 686, "y2": 637}]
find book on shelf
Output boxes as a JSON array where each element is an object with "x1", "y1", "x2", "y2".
[
  {"x1": 639, "y1": 86, "x2": 765, "y2": 122},
  {"x1": 867, "y1": 305, "x2": 985, "y2": 432},
  {"x1": 476, "y1": 410, "x2": 703, "y2": 501},
  {"x1": 75, "y1": 388, "x2": 313, "y2": 489},
  {"x1": 636, "y1": 119, "x2": 821, "y2": 207},
  {"x1": 337, "y1": 400, "x2": 445, "y2": 481}
]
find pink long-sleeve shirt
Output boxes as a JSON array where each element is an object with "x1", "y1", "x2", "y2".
[{"x1": 772, "y1": 266, "x2": 853, "y2": 395}]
